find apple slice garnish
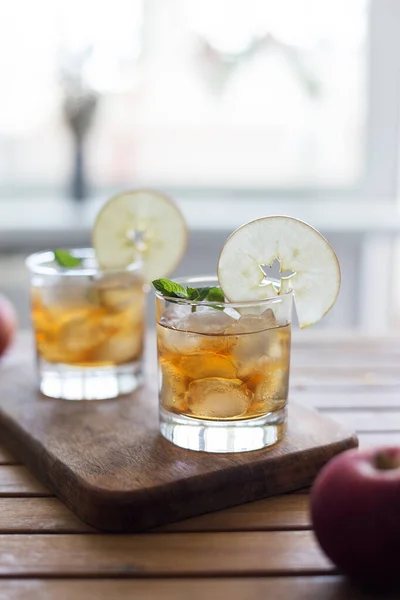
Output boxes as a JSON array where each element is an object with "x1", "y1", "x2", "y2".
[
  {"x1": 92, "y1": 190, "x2": 188, "y2": 281},
  {"x1": 217, "y1": 215, "x2": 341, "y2": 328}
]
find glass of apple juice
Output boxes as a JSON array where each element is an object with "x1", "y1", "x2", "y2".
[
  {"x1": 154, "y1": 276, "x2": 293, "y2": 453},
  {"x1": 26, "y1": 248, "x2": 146, "y2": 400}
]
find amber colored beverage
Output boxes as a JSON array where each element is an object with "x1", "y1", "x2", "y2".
[
  {"x1": 32, "y1": 274, "x2": 145, "y2": 368},
  {"x1": 27, "y1": 248, "x2": 145, "y2": 401},
  {"x1": 157, "y1": 312, "x2": 290, "y2": 422},
  {"x1": 155, "y1": 276, "x2": 293, "y2": 453}
]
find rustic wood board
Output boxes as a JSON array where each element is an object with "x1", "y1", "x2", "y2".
[
  {"x1": 0, "y1": 578, "x2": 387, "y2": 600},
  {"x1": 0, "y1": 343, "x2": 358, "y2": 532}
]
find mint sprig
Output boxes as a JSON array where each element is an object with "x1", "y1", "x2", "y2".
[
  {"x1": 53, "y1": 249, "x2": 83, "y2": 268},
  {"x1": 152, "y1": 278, "x2": 225, "y2": 308},
  {"x1": 152, "y1": 278, "x2": 189, "y2": 299}
]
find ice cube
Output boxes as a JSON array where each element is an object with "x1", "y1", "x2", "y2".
[
  {"x1": 225, "y1": 309, "x2": 277, "y2": 335},
  {"x1": 158, "y1": 309, "x2": 236, "y2": 356},
  {"x1": 158, "y1": 324, "x2": 204, "y2": 355},
  {"x1": 178, "y1": 310, "x2": 237, "y2": 334},
  {"x1": 100, "y1": 302, "x2": 145, "y2": 335},
  {"x1": 59, "y1": 310, "x2": 109, "y2": 358},
  {"x1": 180, "y1": 353, "x2": 237, "y2": 380},
  {"x1": 186, "y1": 377, "x2": 253, "y2": 419},
  {"x1": 160, "y1": 361, "x2": 188, "y2": 413},
  {"x1": 232, "y1": 330, "x2": 273, "y2": 371},
  {"x1": 267, "y1": 327, "x2": 291, "y2": 360},
  {"x1": 223, "y1": 307, "x2": 241, "y2": 320},
  {"x1": 98, "y1": 287, "x2": 142, "y2": 311},
  {"x1": 227, "y1": 310, "x2": 279, "y2": 370},
  {"x1": 93, "y1": 328, "x2": 143, "y2": 364},
  {"x1": 37, "y1": 280, "x2": 91, "y2": 308},
  {"x1": 160, "y1": 303, "x2": 192, "y2": 324},
  {"x1": 251, "y1": 366, "x2": 289, "y2": 412},
  {"x1": 95, "y1": 273, "x2": 143, "y2": 311}
]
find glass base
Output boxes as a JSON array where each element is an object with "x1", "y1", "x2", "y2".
[
  {"x1": 38, "y1": 358, "x2": 143, "y2": 401},
  {"x1": 159, "y1": 406, "x2": 287, "y2": 453}
]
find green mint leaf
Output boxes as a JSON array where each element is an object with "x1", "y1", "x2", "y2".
[
  {"x1": 185, "y1": 287, "x2": 200, "y2": 300},
  {"x1": 204, "y1": 287, "x2": 225, "y2": 303},
  {"x1": 196, "y1": 287, "x2": 212, "y2": 301},
  {"x1": 54, "y1": 249, "x2": 82, "y2": 268},
  {"x1": 152, "y1": 278, "x2": 188, "y2": 298},
  {"x1": 152, "y1": 280, "x2": 225, "y2": 310},
  {"x1": 193, "y1": 286, "x2": 225, "y2": 311}
]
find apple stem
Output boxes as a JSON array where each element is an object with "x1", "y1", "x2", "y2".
[{"x1": 374, "y1": 449, "x2": 400, "y2": 470}]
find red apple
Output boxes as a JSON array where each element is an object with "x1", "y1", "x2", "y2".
[
  {"x1": 0, "y1": 294, "x2": 17, "y2": 357},
  {"x1": 310, "y1": 446, "x2": 400, "y2": 584}
]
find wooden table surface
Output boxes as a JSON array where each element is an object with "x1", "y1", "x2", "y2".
[{"x1": 0, "y1": 331, "x2": 399, "y2": 600}]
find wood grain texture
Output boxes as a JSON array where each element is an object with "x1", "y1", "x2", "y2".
[
  {"x1": 0, "y1": 498, "x2": 92, "y2": 533},
  {"x1": 0, "y1": 332, "x2": 397, "y2": 600},
  {"x1": 2, "y1": 577, "x2": 397, "y2": 600},
  {"x1": 0, "y1": 466, "x2": 50, "y2": 496},
  {"x1": 0, "y1": 494, "x2": 310, "y2": 533},
  {"x1": 0, "y1": 532, "x2": 333, "y2": 576},
  {"x1": 0, "y1": 429, "x2": 396, "y2": 499},
  {"x1": 156, "y1": 493, "x2": 311, "y2": 532},
  {"x1": 0, "y1": 345, "x2": 357, "y2": 533}
]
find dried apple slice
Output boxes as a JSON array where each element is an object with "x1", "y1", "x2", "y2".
[
  {"x1": 217, "y1": 216, "x2": 340, "y2": 328},
  {"x1": 92, "y1": 190, "x2": 188, "y2": 281}
]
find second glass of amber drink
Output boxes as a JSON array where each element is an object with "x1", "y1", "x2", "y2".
[
  {"x1": 27, "y1": 248, "x2": 145, "y2": 400},
  {"x1": 155, "y1": 276, "x2": 293, "y2": 453}
]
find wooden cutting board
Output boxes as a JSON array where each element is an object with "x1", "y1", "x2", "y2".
[{"x1": 0, "y1": 335, "x2": 357, "y2": 532}]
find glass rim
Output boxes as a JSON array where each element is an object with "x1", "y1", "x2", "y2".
[
  {"x1": 153, "y1": 274, "x2": 293, "y2": 308},
  {"x1": 25, "y1": 247, "x2": 142, "y2": 277}
]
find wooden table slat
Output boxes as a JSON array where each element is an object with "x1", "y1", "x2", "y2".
[
  {"x1": 293, "y1": 391, "x2": 400, "y2": 409},
  {"x1": 0, "y1": 577, "x2": 395, "y2": 600},
  {"x1": 0, "y1": 466, "x2": 51, "y2": 496},
  {"x1": 0, "y1": 498, "x2": 92, "y2": 533},
  {"x1": 0, "y1": 532, "x2": 333, "y2": 577},
  {"x1": 291, "y1": 333, "x2": 400, "y2": 348},
  {"x1": 157, "y1": 494, "x2": 311, "y2": 532},
  {"x1": 0, "y1": 494, "x2": 311, "y2": 534},
  {"x1": 291, "y1": 373, "x2": 400, "y2": 387},
  {"x1": 292, "y1": 353, "x2": 400, "y2": 367},
  {"x1": 0, "y1": 331, "x2": 398, "y2": 600},
  {"x1": 293, "y1": 365, "x2": 400, "y2": 375},
  {"x1": 318, "y1": 409, "x2": 400, "y2": 432}
]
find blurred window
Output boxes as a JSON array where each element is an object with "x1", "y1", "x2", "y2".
[{"x1": 0, "y1": 0, "x2": 398, "y2": 197}]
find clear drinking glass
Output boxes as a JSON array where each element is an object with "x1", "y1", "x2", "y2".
[
  {"x1": 26, "y1": 248, "x2": 146, "y2": 400},
  {"x1": 155, "y1": 276, "x2": 293, "y2": 453}
]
